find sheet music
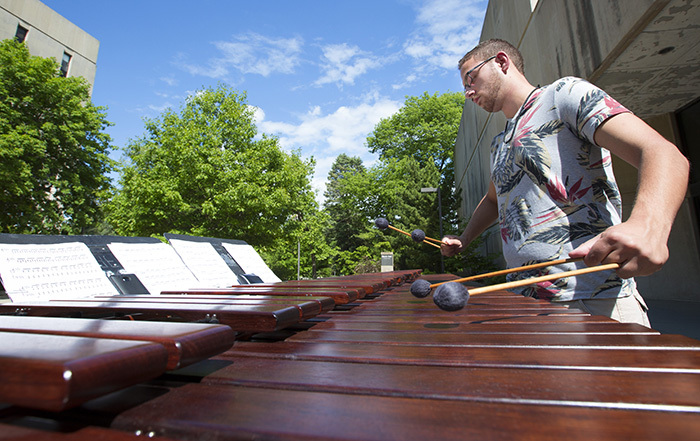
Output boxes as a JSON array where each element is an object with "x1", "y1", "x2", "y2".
[
  {"x1": 107, "y1": 242, "x2": 202, "y2": 294},
  {"x1": 0, "y1": 242, "x2": 120, "y2": 302},
  {"x1": 221, "y1": 243, "x2": 281, "y2": 283},
  {"x1": 168, "y1": 239, "x2": 239, "y2": 287}
]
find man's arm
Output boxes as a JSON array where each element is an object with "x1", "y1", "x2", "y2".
[
  {"x1": 442, "y1": 180, "x2": 499, "y2": 257},
  {"x1": 569, "y1": 112, "x2": 689, "y2": 278}
]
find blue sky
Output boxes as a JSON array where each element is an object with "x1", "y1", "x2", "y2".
[{"x1": 41, "y1": 0, "x2": 487, "y2": 204}]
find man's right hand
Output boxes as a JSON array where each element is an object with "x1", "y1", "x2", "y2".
[{"x1": 441, "y1": 235, "x2": 465, "y2": 257}]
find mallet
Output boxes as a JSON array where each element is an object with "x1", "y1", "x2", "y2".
[
  {"x1": 411, "y1": 258, "x2": 620, "y2": 311},
  {"x1": 375, "y1": 218, "x2": 441, "y2": 249},
  {"x1": 410, "y1": 257, "x2": 584, "y2": 298},
  {"x1": 410, "y1": 228, "x2": 446, "y2": 246}
]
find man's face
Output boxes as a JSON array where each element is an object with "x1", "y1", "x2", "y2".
[{"x1": 460, "y1": 56, "x2": 500, "y2": 113}]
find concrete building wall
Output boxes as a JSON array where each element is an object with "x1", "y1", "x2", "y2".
[
  {"x1": 0, "y1": 0, "x2": 99, "y2": 92},
  {"x1": 454, "y1": 0, "x2": 700, "y2": 301}
]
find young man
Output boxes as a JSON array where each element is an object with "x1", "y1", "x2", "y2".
[{"x1": 442, "y1": 39, "x2": 689, "y2": 326}]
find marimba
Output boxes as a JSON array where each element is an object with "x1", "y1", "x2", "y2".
[{"x1": 1, "y1": 270, "x2": 700, "y2": 440}]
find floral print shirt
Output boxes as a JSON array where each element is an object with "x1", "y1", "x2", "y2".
[{"x1": 490, "y1": 77, "x2": 636, "y2": 301}]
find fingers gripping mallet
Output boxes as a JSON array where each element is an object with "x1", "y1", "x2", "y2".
[{"x1": 374, "y1": 218, "x2": 442, "y2": 249}]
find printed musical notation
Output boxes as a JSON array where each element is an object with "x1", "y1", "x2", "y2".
[
  {"x1": 107, "y1": 242, "x2": 201, "y2": 295},
  {"x1": 0, "y1": 242, "x2": 120, "y2": 302},
  {"x1": 168, "y1": 239, "x2": 239, "y2": 287},
  {"x1": 221, "y1": 243, "x2": 280, "y2": 283}
]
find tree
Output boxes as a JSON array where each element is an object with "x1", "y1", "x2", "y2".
[
  {"x1": 370, "y1": 156, "x2": 443, "y2": 273},
  {"x1": 321, "y1": 154, "x2": 441, "y2": 275},
  {"x1": 0, "y1": 39, "x2": 114, "y2": 234},
  {"x1": 108, "y1": 84, "x2": 329, "y2": 280},
  {"x1": 319, "y1": 93, "x2": 470, "y2": 275},
  {"x1": 324, "y1": 154, "x2": 370, "y2": 251},
  {"x1": 363, "y1": 92, "x2": 466, "y2": 273},
  {"x1": 322, "y1": 154, "x2": 395, "y2": 275},
  {"x1": 263, "y1": 209, "x2": 336, "y2": 281},
  {"x1": 366, "y1": 92, "x2": 464, "y2": 174}
]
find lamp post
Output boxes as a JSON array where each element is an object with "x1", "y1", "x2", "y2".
[
  {"x1": 291, "y1": 214, "x2": 301, "y2": 280},
  {"x1": 297, "y1": 239, "x2": 300, "y2": 280},
  {"x1": 420, "y1": 186, "x2": 444, "y2": 273}
]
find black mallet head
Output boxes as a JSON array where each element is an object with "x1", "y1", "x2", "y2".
[
  {"x1": 433, "y1": 282, "x2": 470, "y2": 311},
  {"x1": 375, "y1": 217, "x2": 389, "y2": 230},
  {"x1": 410, "y1": 279, "x2": 432, "y2": 298},
  {"x1": 411, "y1": 229, "x2": 426, "y2": 243}
]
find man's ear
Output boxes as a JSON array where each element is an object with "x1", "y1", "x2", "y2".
[{"x1": 495, "y1": 51, "x2": 509, "y2": 73}]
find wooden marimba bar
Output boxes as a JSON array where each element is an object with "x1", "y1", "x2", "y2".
[{"x1": 1, "y1": 270, "x2": 700, "y2": 440}]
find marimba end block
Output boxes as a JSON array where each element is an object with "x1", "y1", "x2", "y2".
[{"x1": 0, "y1": 332, "x2": 168, "y2": 411}]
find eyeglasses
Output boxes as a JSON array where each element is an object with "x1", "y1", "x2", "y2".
[{"x1": 463, "y1": 55, "x2": 496, "y2": 92}]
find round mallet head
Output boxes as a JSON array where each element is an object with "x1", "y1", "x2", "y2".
[
  {"x1": 433, "y1": 282, "x2": 470, "y2": 311},
  {"x1": 375, "y1": 217, "x2": 389, "y2": 230},
  {"x1": 410, "y1": 279, "x2": 432, "y2": 298},
  {"x1": 411, "y1": 229, "x2": 426, "y2": 243}
]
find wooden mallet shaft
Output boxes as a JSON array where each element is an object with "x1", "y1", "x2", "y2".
[
  {"x1": 422, "y1": 235, "x2": 446, "y2": 245},
  {"x1": 387, "y1": 225, "x2": 441, "y2": 249},
  {"x1": 430, "y1": 257, "x2": 584, "y2": 288},
  {"x1": 467, "y1": 262, "x2": 620, "y2": 296},
  {"x1": 428, "y1": 261, "x2": 621, "y2": 311}
]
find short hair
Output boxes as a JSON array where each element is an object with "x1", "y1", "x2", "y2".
[{"x1": 458, "y1": 39, "x2": 525, "y2": 73}]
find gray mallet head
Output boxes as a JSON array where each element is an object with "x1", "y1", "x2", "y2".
[
  {"x1": 433, "y1": 282, "x2": 469, "y2": 311},
  {"x1": 375, "y1": 217, "x2": 389, "y2": 230},
  {"x1": 410, "y1": 279, "x2": 432, "y2": 298},
  {"x1": 411, "y1": 229, "x2": 426, "y2": 243}
]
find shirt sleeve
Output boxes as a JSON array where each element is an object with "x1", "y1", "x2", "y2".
[{"x1": 553, "y1": 77, "x2": 629, "y2": 145}]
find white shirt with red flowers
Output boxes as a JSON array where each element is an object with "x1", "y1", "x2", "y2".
[{"x1": 490, "y1": 76, "x2": 636, "y2": 301}]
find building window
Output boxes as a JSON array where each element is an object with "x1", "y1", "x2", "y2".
[
  {"x1": 15, "y1": 24, "x2": 28, "y2": 43},
  {"x1": 60, "y1": 52, "x2": 72, "y2": 77}
]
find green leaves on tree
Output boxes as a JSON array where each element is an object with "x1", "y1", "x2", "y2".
[
  {"x1": 0, "y1": 39, "x2": 114, "y2": 234},
  {"x1": 107, "y1": 83, "x2": 331, "y2": 280}
]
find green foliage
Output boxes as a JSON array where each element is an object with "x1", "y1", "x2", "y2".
[
  {"x1": 322, "y1": 154, "x2": 380, "y2": 275},
  {"x1": 335, "y1": 245, "x2": 382, "y2": 275},
  {"x1": 370, "y1": 156, "x2": 444, "y2": 273},
  {"x1": 322, "y1": 92, "x2": 470, "y2": 275},
  {"x1": 331, "y1": 231, "x2": 392, "y2": 276},
  {"x1": 108, "y1": 83, "x2": 332, "y2": 280},
  {"x1": 323, "y1": 91, "x2": 496, "y2": 276},
  {"x1": 367, "y1": 92, "x2": 465, "y2": 256},
  {"x1": 323, "y1": 154, "x2": 370, "y2": 251},
  {"x1": 321, "y1": 153, "x2": 445, "y2": 275},
  {"x1": 366, "y1": 91, "x2": 464, "y2": 173},
  {"x1": 0, "y1": 39, "x2": 114, "y2": 234},
  {"x1": 261, "y1": 209, "x2": 336, "y2": 280}
]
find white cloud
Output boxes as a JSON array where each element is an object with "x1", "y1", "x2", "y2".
[
  {"x1": 391, "y1": 69, "x2": 423, "y2": 90},
  {"x1": 314, "y1": 43, "x2": 383, "y2": 87},
  {"x1": 250, "y1": 106, "x2": 265, "y2": 125},
  {"x1": 256, "y1": 95, "x2": 402, "y2": 204},
  {"x1": 148, "y1": 103, "x2": 174, "y2": 112},
  {"x1": 180, "y1": 32, "x2": 304, "y2": 78},
  {"x1": 401, "y1": 0, "x2": 486, "y2": 77},
  {"x1": 160, "y1": 76, "x2": 178, "y2": 86},
  {"x1": 261, "y1": 97, "x2": 400, "y2": 154}
]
